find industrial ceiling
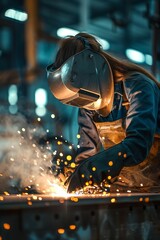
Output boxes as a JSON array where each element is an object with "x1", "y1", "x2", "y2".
[{"x1": 0, "y1": 0, "x2": 160, "y2": 85}]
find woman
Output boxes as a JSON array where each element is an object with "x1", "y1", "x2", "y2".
[{"x1": 47, "y1": 32, "x2": 160, "y2": 193}]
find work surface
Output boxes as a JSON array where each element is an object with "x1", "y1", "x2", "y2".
[
  {"x1": 0, "y1": 192, "x2": 160, "y2": 208},
  {"x1": 1, "y1": 192, "x2": 160, "y2": 240}
]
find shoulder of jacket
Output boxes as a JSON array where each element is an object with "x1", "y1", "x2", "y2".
[
  {"x1": 124, "y1": 72, "x2": 156, "y2": 87},
  {"x1": 123, "y1": 72, "x2": 158, "y2": 99}
]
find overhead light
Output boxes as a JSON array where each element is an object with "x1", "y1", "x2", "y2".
[
  {"x1": 35, "y1": 88, "x2": 47, "y2": 107},
  {"x1": 96, "y1": 37, "x2": 110, "y2": 50},
  {"x1": 57, "y1": 28, "x2": 79, "y2": 38},
  {"x1": 8, "y1": 84, "x2": 18, "y2": 105},
  {"x1": 145, "y1": 54, "x2": 152, "y2": 66},
  {"x1": 57, "y1": 27, "x2": 110, "y2": 50},
  {"x1": 35, "y1": 107, "x2": 46, "y2": 117},
  {"x1": 125, "y1": 49, "x2": 145, "y2": 63},
  {"x1": 35, "y1": 88, "x2": 47, "y2": 117},
  {"x1": 4, "y1": 9, "x2": 28, "y2": 22},
  {"x1": 8, "y1": 84, "x2": 18, "y2": 114}
]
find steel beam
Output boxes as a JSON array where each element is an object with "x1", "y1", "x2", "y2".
[{"x1": 0, "y1": 193, "x2": 160, "y2": 240}]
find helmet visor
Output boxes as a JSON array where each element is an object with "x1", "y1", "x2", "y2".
[{"x1": 47, "y1": 49, "x2": 114, "y2": 116}]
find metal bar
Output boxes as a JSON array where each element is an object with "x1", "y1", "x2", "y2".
[{"x1": 0, "y1": 193, "x2": 160, "y2": 240}]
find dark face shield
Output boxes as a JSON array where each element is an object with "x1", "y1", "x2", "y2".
[{"x1": 47, "y1": 49, "x2": 114, "y2": 117}]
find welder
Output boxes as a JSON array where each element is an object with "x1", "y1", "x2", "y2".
[{"x1": 47, "y1": 32, "x2": 160, "y2": 193}]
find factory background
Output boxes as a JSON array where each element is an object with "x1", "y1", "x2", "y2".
[
  {"x1": 0, "y1": 0, "x2": 160, "y2": 240},
  {"x1": 0, "y1": 0, "x2": 159, "y2": 143}
]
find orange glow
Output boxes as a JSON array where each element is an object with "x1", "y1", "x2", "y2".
[
  {"x1": 123, "y1": 153, "x2": 127, "y2": 158},
  {"x1": 27, "y1": 201, "x2": 32, "y2": 206},
  {"x1": 144, "y1": 197, "x2": 150, "y2": 203},
  {"x1": 57, "y1": 228, "x2": 65, "y2": 234},
  {"x1": 108, "y1": 161, "x2": 113, "y2": 166},
  {"x1": 70, "y1": 197, "x2": 79, "y2": 202},
  {"x1": 3, "y1": 192, "x2": 9, "y2": 196},
  {"x1": 3, "y1": 223, "x2": 11, "y2": 230},
  {"x1": 59, "y1": 198, "x2": 65, "y2": 204},
  {"x1": 92, "y1": 167, "x2": 96, "y2": 171},
  {"x1": 111, "y1": 198, "x2": 116, "y2": 203},
  {"x1": 69, "y1": 225, "x2": 76, "y2": 230}
]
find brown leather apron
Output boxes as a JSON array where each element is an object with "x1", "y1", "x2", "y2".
[{"x1": 95, "y1": 119, "x2": 160, "y2": 192}]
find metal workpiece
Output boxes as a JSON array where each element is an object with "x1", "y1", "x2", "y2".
[{"x1": 0, "y1": 193, "x2": 160, "y2": 240}]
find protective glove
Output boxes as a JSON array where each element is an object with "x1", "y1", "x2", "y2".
[{"x1": 66, "y1": 145, "x2": 125, "y2": 193}]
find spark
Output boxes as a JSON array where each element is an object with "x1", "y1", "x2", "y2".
[
  {"x1": 111, "y1": 198, "x2": 116, "y2": 203},
  {"x1": 49, "y1": 181, "x2": 67, "y2": 196},
  {"x1": 69, "y1": 225, "x2": 76, "y2": 230},
  {"x1": 70, "y1": 162, "x2": 76, "y2": 168},
  {"x1": 108, "y1": 161, "x2": 113, "y2": 166},
  {"x1": 127, "y1": 190, "x2": 131, "y2": 193},
  {"x1": 4, "y1": 192, "x2": 10, "y2": 196},
  {"x1": 57, "y1": 228, "x2": 65, "y2": 234},
  {"x1": 3, "y1": 223, "x2": 11, "y2": 230},
  {"x1": 76, "y1": 134, "x2": 81, "y2": 139},
  {"x1": 144, "y1": 197, "x2": 150, "y2": 202},
  {"x1": 66, "y1": 155, "x2": 72, "y2": 161},
  {"x1": 92, "y1": 167, "x2": 96, "y2": 171}
]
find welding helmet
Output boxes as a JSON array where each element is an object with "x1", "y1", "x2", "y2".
[{"x1": 47, "y1": 46, "x2": 114, "y2": 117}]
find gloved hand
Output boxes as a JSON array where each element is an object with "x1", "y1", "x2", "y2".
[{"x1": 65, "y1": 147, "x2": 124, "y2": 193}]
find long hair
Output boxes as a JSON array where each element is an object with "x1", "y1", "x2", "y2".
[{"x1": 54, "y1": 32, "x2": 160, "y2": 88}]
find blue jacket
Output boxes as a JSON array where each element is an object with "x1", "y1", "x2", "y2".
[{"x1": 76, "y1": 73, "x2": 160, "y2": 166}]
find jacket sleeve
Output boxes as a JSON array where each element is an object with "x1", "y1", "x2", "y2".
[
  {"x1": 76, "y1": 74, "x2": 159, "y2": 166},
  {"x1": 75, "y1": 109, "x2": 102, "y2": 162},
  {"x1": 122, "y1": 74, "x2": 159, "y2": 166}
]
